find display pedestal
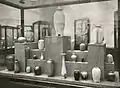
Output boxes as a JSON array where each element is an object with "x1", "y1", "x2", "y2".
[
  {"x1": 87, "y1": 43, "x2": 106, "y2": 80},
  {"x1": 44, "y1": 36, "x2": 71, "y2": 76},
  {"x1": 15, "y1": 42, "x2": 38, "y2": 72}
]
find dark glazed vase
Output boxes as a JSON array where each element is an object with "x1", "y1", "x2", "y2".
[
  {"x1": 74, "y1": 70, "x2": 80, "y2": 81},
  {"x1": 6, "y1": 55, "x2": 14, "y2": 71},
  {"x1": 81, "y1": 71, "x2": 88, "y2": 80},
  {"x1": 34, "y1": 66, "x2": 41, "y2": 75},
  {"x1": 14, "y1": 59, "x2": 20, "y2": 73}
]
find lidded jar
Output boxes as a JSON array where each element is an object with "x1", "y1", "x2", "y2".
[
  {"x1": 92, "y1": 25, "x2": 104, "y2": 44},
  {"x1": 6, "y1": 55, "x2": 14, "y2": 71},
  {"x1": 54, "y1": 6, "x2": 65, "y2": 36}
]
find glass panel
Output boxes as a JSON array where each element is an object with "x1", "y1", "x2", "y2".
[
  {"x1": 7, "y1": 28, "x2": 13, "y2": 48},
  {"x1": 33, "y1": 23, "x2": 39, "y2": 42}
]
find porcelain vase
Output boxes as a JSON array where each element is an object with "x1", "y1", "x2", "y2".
[
  {"x1": 47, "y1": 59, "x2": 54, "y2": 77},
  {"x1": 54, "y1": 6, "x2": 65, "y2": 36},
  {"x1": 92, "y1": 67, "x2": 101, "y2": 83},
  {"x1": 71, "y1": 53, "x2": 77, "y2": 62},
  {"x1": 107, "y1": 54, "x2": 113, "y2": 63},
  {"x1": 92, "y1": 25, "x2": 104, "y2": 44},
  {"x1": 80, "y1": 43, "x2": 86, "y2": 51},
  {"x1": 38, "y1": 39, "x2": 44, "y2": 50},
  {"x1": 61, "y1": 53, "x2": 67, "y2": 78}
]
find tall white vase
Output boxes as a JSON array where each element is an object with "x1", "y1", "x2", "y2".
[
  {"x1": 61, "y1": 53, "x2": 67, "y2": 78},
  {"x1": 92, "y1": 25, "x2": 104, "y2": 44},
  {"x1": 92, "y1": 67, "x2": 101, "y2": 83},
  {"x1": 54, "y1": 6, "x2": 65, "y2": 36}
]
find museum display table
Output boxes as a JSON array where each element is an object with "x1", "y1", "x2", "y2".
[{"x1": 0, "y1": 69, "x2": 119, "y2": 88}]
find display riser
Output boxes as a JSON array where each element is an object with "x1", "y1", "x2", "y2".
[{"x1": 66, "y1": 50, "x2": 88, "y2": 62}]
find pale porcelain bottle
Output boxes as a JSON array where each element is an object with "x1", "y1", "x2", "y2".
[
  {"x1": 92, "y1": 25, "x2": 104, "y2": 44},
  {"x1": 61, "y1": 53, "x2": 67, "y2": 78},
  {"x1": 107, "y1": 54, "x2": 113, "y2": 63},
  {"x1": 92, "y1": 67, "x2": 101, "y2": 83},
  {"x1": 38, "y1": 40, "x2": 44, "y2": 50},
  {"x1": 54, "y1": 6, "x2": 65, "y2": 36}
]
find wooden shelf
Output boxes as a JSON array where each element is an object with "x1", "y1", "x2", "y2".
[{"x1": 0, "y1": 69, "x2": 119, "y2": 88}]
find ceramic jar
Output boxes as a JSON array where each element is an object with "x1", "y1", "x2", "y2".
[
  {"x1": 40, "y1": 52, "x2": 44, "y2": 60},
  {"x1": 71, "y1": 53, "x2": 77, "y2": 62},
  {"x1": 61, "y1": 53, "x2": 67, "y2": 79},
  {"x1": 14, "y1": 59, "x2": 20, "y2": 73},
  {"x1": 6, "y1": 55, "x2": 14, "y2": 71},
  {"x1": 107, "y1": 54, "x2": 113, "y2": 63},
  {"x1": 18, "y1": 37, "x2": 26, "y2": 43},
  {"x1": 54, "y1": 6, "x2": 65, "y2": 36},
  {"x1": 26, "y1": 66, "x2": 31, "y2": 73},
  {"x1": 47, "y1": 59, "x2": 54, "y2": 77},
  {"x1": 92, "y1": 67, "x2": 101, "y2": 83},
  {"x1": 92, "y1": 25, "x2": 104, "y2": 44},
  {"x1": 33, "y1": 55, "x2": 38, "y2": 59},
  {"x1": 25, "y1": 47, "x2": 30, "y2": 59},
  {"x1": 107, "y1": 72, "x2": 115, "y2": 81},
  {"x1": 80, "y1": 43, "x2": 86, "y2": 51},
  {"x1": 81, "y1": 71, "x2": 88, "y2": 80},
  {"x1": 24, "y1": 30, "x2": 34, "y2": 42},
  {"x1": 38, "y1": 40, "x2": 44, "y2": 50},
  {"x1": 34, "y1": 66, "x2": 41, "y2": 75},
  {"x1": 74, "y1": 70, "x2": 80, "y2": 81}
]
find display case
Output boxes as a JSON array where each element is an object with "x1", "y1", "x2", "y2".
[
  {"x1": 33, "y1": 21, "x2": 51, "y2": 42},
  {"x1": 0, "y1": 25, "x2": 20, "y2": 49},
  {"x1": 0, "y1": 25, "x2": 20, "y2": 65},
  {"x1": 17, "y1": 25, "x2": 33, "y2": 42}
]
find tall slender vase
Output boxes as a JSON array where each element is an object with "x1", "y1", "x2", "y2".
[
  {"x1": 54, "y1": 6, "x2": 65, "y2": 36},
  {"x1": 61, "y1": 53, "x2": 67, "y2": 78}
]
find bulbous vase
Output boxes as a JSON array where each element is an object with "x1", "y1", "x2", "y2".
[{"x1": 54, "y1": 6, "x2": 65, "y2": 36}]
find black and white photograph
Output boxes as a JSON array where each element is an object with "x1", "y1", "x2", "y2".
[{"x1": 0, "y1": 0, "x2": 119, "y2": 88}]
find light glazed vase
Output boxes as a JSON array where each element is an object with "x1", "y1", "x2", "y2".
[
  {"x1": 47, "y1": 59, "x2": 54, "y2": 77},
  {"x1": 38, "y1": 40, "x2": 44, "y2": 50},
  {"x1": 92, "y1": 67, "x2": 101, "y2": 83},
  {"x1": 107, "y1": 54, "x2": 113, "y2": 63},
  {"x1": 71, "y1": 53, "x2": 77, "y2": 62},
  {"x1": 61, "y1": 53, "x2": 67, "y2": 78},
  {"x1": 92, "y1": 25, "x2": 104, "y2": 44},
  {"x1": 80, "y1": 43, "x2": 86, "y2": 51},
  {"x1": 54, "y1": 6, "x2": 65, "y2": 36}
]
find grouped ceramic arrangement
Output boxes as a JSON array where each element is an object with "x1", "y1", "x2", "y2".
[{"x1": 5, "y1": 6, "x2": 119, "y2": 84}]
